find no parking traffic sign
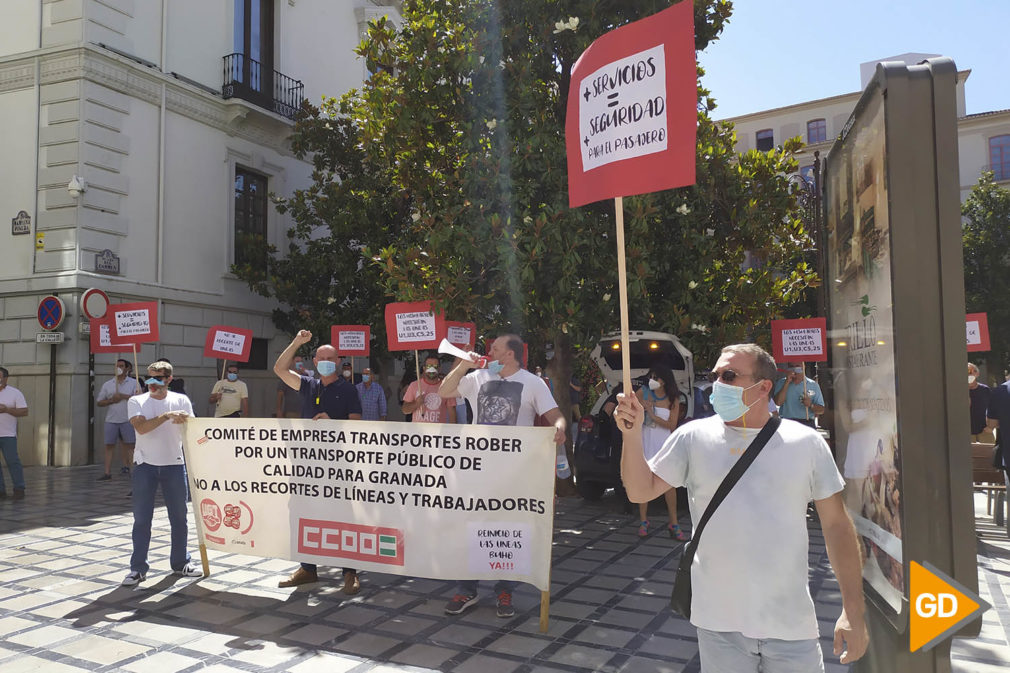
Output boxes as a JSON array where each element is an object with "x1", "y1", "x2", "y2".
[{"x1": 37, "y1": 295, "x2": 65, "y2": 331}]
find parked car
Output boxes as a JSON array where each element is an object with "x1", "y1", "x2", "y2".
[{"x1": 573, "y1": 330, "x2": 694, "y2": 501}]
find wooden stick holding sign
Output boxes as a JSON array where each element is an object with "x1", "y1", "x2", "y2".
[
  {"x1": 414, "y1": 351, "x2": 422, "y2": 404},
  {"x1": 614, "y1": 197, "x2": 633, "y2": 417},
  {"x1": 132, "y1": 344, "x2": 140, "y2": 392}
]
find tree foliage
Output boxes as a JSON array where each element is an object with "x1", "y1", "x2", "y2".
[
  {"x1": 962, "y1": 171, "x2": 1010, "y2": 379},
  {"x1": 232, "y1": 0, "x2": 817, "y2": 394}
]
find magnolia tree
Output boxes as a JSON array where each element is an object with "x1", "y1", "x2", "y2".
[
  {"x1": 233, "y1": 0, "x2": 817, "y2": 478},
  {"x1": 962, "y1": 171, "x2": 1010, "y2": 379}
]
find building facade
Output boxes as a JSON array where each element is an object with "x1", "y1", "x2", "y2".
[
  {"x1": 0, "y1": 0, "x2": 401, "y2": 466},
  {"x1": 721, "y1": 54, "x2": 1010, "y2": 201}
]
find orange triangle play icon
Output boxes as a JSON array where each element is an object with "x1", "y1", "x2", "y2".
[{"x1": 909, "y1": 561, "x2": 990, "y2": 652}]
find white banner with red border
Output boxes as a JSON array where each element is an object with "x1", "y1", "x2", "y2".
[
  {"x1": 109, "y1": 301, "x2": 159, "y2": 344},
  {"x1": 384, "y1": 301, "x2": 445, "y2": 351},
  {"x1": 183, "y1": 418, "x2": 555, "y2": 590},
  {"x1": 203, "y1": 325, "x2": 254, "y2": 362},
  {"x1": 332, "y1": 324, "x2": 371, "y2": 356},
  {"x1": 565, "y1": 1, "x2": 696, "y2": 207},
  {"x1": 771, "y1": 318, "x2": 828, "y2": 363},
  {"x1": 966, "y1": 312, "x2": 990, "y2": 352}
]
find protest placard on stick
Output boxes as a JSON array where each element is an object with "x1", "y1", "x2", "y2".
[{"x1": 565, "y1": 2, "x2": 696, "y2": 400}]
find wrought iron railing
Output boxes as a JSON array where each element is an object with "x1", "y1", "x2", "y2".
[{"x1": 222, "y1": 53, "x2": 304, "y2": 120}]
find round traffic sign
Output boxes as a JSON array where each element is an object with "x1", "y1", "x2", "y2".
[
  {"x1": 81, "y1": 288, "x2": 110, "y2": 320},
  {"x1": 38, "y1": 295, "x2": 65, "y2": 331}
]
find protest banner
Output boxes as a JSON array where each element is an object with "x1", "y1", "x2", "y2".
[
  {"x1": 385, "y1": 301, "x2": 446, "y2": 384},
  {"x1": 204, "y1": 326, "x2": 254, "y2": 363},
  {"x1": 384, "y1": 302, "x2": 443, "y2": 351},
  {"x1": 443, "y1": 321, "x2": 476, "y2": 351},
  {"x1": 183, "y1": 418, "x2": 556, "y2": 596},
  {"x1": 565, "y1": 2, "x2": 696, "y2": 400},
  {"x1": 109, "y1": 301, "x2": 159, "y2": 344},
  {"x1": 771, "y1": 318, "x2": 828, "y2": 363},
  {"x1": 565, "y1": 1, "x2": 696, "y2": 208},
  {"x1": 332, "y1": 325, "x2": 371, "y2": 357},
  {"x1": 89, "y1": 316, "x2": 132, "y2": 354},
  {"x1": 966, "y1": 313, "x2": 990, "y2": 353}
]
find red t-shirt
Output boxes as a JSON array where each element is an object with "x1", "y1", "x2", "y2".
[{"x1": 405, "y1": 378, "x2": 453, "y2": 423}]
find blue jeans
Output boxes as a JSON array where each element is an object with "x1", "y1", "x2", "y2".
[
  {"x1": 696, "y1": 628, "x2": 824, "y2": 673},
  {"x1": 0, "y1": 436, "x2": 25, "y2": 492},
  {"x1": 130, "y1": 463, "x2": 190, "y2": 574},
  {"x1": 459, "y1": 580, "x2": 517, "y2": 595}
]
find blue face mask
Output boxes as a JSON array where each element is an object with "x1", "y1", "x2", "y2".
[
  {"x1": 227, "y1": 373, "x2": 238, "y2": 381},
  {"x1": 317, "y1": 361, "x2": 337, "y2": 377},
  {"x1": 487, "y1": 360, "x2": 505, "y2": 376},
  {"x1": 295, "y1": 362, "x2": 304, "y2": 371},
  {"x1": 711, "y1": 380, "x2": 762, "y2": 422},
  {"x1": 362, "y1": 374, "x2": 371, "y2": 383}
]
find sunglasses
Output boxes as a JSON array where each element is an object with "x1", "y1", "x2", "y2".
[{"x1": 707, "y1": 369, "x2": 754, "y2": 384}]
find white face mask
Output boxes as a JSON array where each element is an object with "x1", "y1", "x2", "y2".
[
  {"x1": 342, "y1": 370, "x2": 352, "y2": 378},
  {"x1": 969, "y1": 375, "x2": 977, "y2": 385},
  {"x1": 116, "y1": 367, "x2": 124, "y2": 376},
  {"x1": 648, "y1": 378, "x2": 661, "y2": 390}
]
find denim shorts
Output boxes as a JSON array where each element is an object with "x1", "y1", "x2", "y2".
[
  {"x1": 104, "y1": 421, "x2": 136, "y2": 445},
  {"x1": 696, "y1": 627, "x2": 824, "y2": 673}
]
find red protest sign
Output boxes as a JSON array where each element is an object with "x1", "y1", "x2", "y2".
[
  {"x1": 565, "y1": 1, "x2": 696, "y2": 208},
  {"x1": 203, "y1": 325, "x2": 254, "y2": 362},
  {"x1": 443, "y1": 321, "x2": 476, "y2": 351},
  {"x1": 966, "y1": 313, "x2": 991, "y2": 352},
  {"x1": 90, "y1": 316, "x2": 132, "y2": 354},
  {"x1": 771, "y1": 318, "x2": 827, "y2": 363},
  {"x1": 108, "y1": 301, "x2": 159, "y2": 344},
  {"x1": 332, "y1": 324, "x2": 371, "y2": 356},
  {"x1": 384, "y1": 301, "x2": 444, "y2": 351}
]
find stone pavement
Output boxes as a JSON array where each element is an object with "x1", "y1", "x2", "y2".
[{"x1": 0, "y1": 465, "x2": 1007, "y2": 673}]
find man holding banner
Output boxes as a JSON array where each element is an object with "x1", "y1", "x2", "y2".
[
  {"x1": 123, "y1": 361, "x2": 201, "y2": 585},
  {"x1": 273, "y1": 330, "x2": 363, "y2": 593},
  {"x1": 439, "y1": 334, "x2": 565, "y2": 617}
]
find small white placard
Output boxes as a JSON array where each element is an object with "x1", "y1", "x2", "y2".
[
  {"x1": 468, "y1": 522, "x2": 532, "y2": 576},
  {"x1": 114, "y1": 309, "x2": 151, "y2": 337},
  {"x1": 395, "y1": 311, "x2": 436, "y2": 343},
  {"x1": 578, "y1": 44, "x2": 668, "y2": 171},
  {"x1": 780, "y1": 328, "x2": 824, "y2": 358},
  {"x1": 339, "y1": 330, "x2": 367, "y2": 352}
]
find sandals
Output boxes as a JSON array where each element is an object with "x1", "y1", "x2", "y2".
[
  {"x1": 669, "y1": 523, "x2": 689, "y2": 541},
  {"x1": 637, "y1": 520, "x2": 649, "y2": 537}
]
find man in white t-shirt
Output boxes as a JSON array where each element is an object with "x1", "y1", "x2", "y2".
[
  {"x1": 0, "y1": 367, "x2": 29, "y2": 500},
  {"x1": 96, "y1": 358, "x2": 140, "y2": 480},
  {"x1": 438, "y1": 334, "x2": 565, "y2": 618},
  {"x1": 617, "y1": 343, "x2": 868, "y2": 671},
  {"x1": 122, "y1": 361, "x2": 202, "y2": 586}
]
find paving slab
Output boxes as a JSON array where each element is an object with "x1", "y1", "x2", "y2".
[{"x1": 0, "y1": 466, "x2": 1007, "y2": 672}]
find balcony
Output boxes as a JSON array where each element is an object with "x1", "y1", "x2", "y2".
[{"x1": 222, "y1": 53, "x2": 304, "y2": 120}]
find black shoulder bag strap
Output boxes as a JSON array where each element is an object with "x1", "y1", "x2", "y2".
[{"x1": 670, "y1": 415, "x2": 781, "y2": 617}]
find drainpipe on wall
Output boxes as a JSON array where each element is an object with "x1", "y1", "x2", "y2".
[{"x1": 157, "y1": 0, "x2": 167, "y2": 285}]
